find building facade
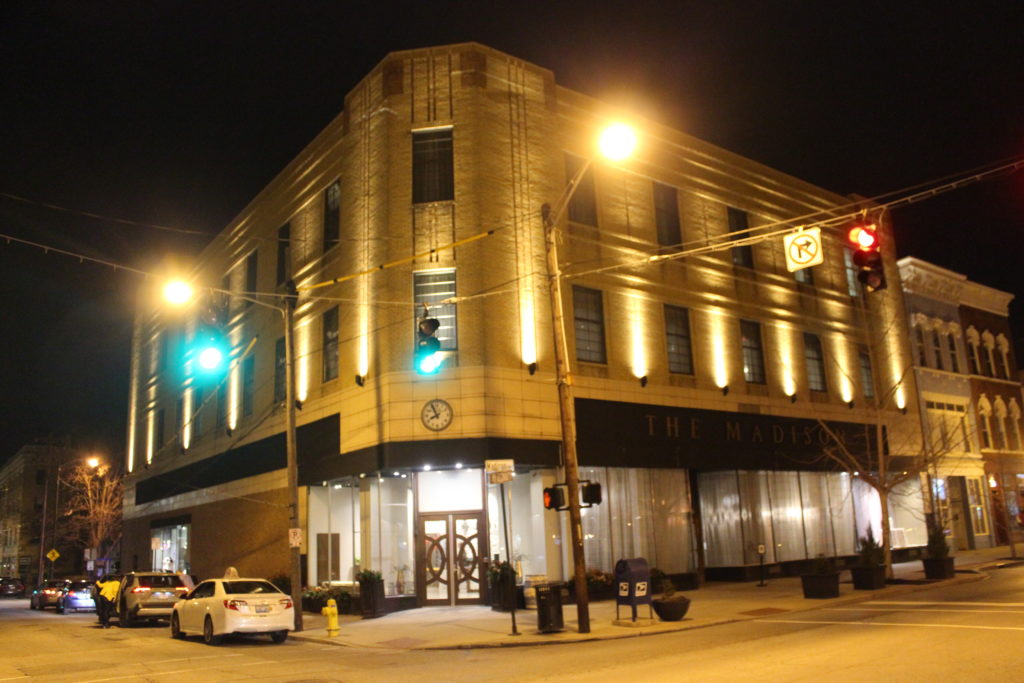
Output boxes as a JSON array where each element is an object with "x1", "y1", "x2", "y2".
[{"x1": 122, "y1": 43, "x2": 924, "y2": 605}]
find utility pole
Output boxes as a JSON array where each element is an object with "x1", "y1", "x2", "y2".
[{"x1": 283, "y1": 284, "x2": 303, "y2": 632}]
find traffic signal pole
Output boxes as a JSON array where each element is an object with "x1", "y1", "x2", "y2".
[{"x1": 282, "y1": 289, "x2": 303, "y2": 632}]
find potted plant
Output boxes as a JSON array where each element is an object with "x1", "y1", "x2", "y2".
[
  {"x1": 488, "y1": 561, "x2": 517, "y2": 612},
  {"x1": 922, "y1": 524, "x2": 955, "y2": 579},
  {"x1": 652, "y1": 579, "x2": 690, "y2": 622},
  {"x1": 357, "y1": 569, "x2": 386, "y2": 618},
  {"x1": 851, "y1": 530, "x2": 887, "y2": 590},
  {"x1": 801, "y1": 554, "x2": 840, "y2": 599}
]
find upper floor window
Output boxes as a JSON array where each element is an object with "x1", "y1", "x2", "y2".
[
  {"x1": 983, "y1": 344, "x2": 996, "y2": 377},
  {"x1": 946, "y1": 333, "x2": 960, "y2": 373},
  {"x1": 244, "y1": 251, "x2": 258, "y2": 308},
  {"x1": 843, "y1": 250, "x2": 860, "y2": 297},
  {"x1": 242, "y1": 356, "x2": 255, "y2": 417},
  {"x1": 566, "y1": 154, "x2": 597, "y2": 226},
  {"x1": 276, "y1": 222, "x2": 291, "y2": 286},
  {"x1": 274, "y1": 337, "x2": 286, "y2": 403},
  {"x1": 728, "y1": 207, "x2": 754, "y2": 269},
  {"x1": 573, "y1": 286, "x2": 606, "y2": 363},
  {"x1": 803, "y1": 333, "x2": 827, "y2": 392},
  {"x1": 413, "y1": 129, "x2": 454, "y2": 203},
  {"x1": 413, "y1": 269, "x2": 457, "y2": 350},
  {"x1": 322, "y1": 307, "x2": 339, "y2": 382},
  {"x1": 653, "y1": 182, "x2": 681, "y2": 249},
  {"x1": 795, "y1": 267, "x2": 814, "y2": 286},
  {"x1": 323, "y1": 180, "x2": 341, "y2": 251},
  {"x1": 931, "y1": 329, "x2": 945, "y2": 371},
  {"x1": 216, "y1": 381, "x2": 227, "y2": 429},
  {"x1": 969, "y1": 340, "x2": 982, "y2": 375},
  {"x1": 740, "y1": 319, "x2": 766, "y2": 384},
  {"x1": 858, "y1": 348, "x2": 875, "y2": 399},
  {"x1": 914, "y1": 326, "x2": 928, "y2": 367},
  {"x1": 664, "y1": 305, "x2": 693, "y2": 375}
]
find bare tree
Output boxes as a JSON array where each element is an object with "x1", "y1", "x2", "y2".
[{"x1": 59, "y1": 462, "x2": 123, "y2": 568}]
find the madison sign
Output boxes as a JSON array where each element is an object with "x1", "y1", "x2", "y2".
[{"x1": 575, "y1": 399, "x2": 876, "y2": 472}]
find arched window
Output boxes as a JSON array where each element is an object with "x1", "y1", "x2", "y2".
[
  {"x1": 994, "y1": 397, "x2": 1009, "y2": 450},
  {"x1": 977, "y1": 395, "x2": 993, "y2": 449},
  {"x1": 996, "y1": 334, "x2": 1012, "y2": 379},
  {"x1": 1010, "y1": 399, "x2": 1023, "y2": 451},
  {"x1": 946, "y1": 324, "x2": 961, "y2": 374},
  {"x1": 914, "y1": 324, "x2": 928, "y2": 367},
  {"x1": 931, "y1": 328, "x2": 945, "y2": 371},
  {"x1": 966, "y1": 326, "x2": 982, "y2": 375},
  {"x1": 982, "y1": 331, "x2": 997, "y2": 377}
]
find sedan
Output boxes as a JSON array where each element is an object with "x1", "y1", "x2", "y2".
[
  {"x1": 30, "y1": 579, "x2": 68, "y2": 610},
  {"x1": 57, "y1": 579, "x2": 96, "y2": 613},
  {"x1": 171, "y1": 578, "x2": 293, "y2": 645},
  {"x1": 0, "y1": 577, "x2": 25, "y2": 598}
]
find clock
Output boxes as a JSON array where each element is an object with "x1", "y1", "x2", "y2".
[{"x1": 421, "y1": 398, "x2": 453, "y2": 431}]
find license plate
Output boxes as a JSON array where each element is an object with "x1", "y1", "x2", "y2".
[
  {"x1": 155, "y1": 592, "x2": 171, "y2": 598},
  {"x1": 255, "y1": 605, "x2": 270, "y2": 614}
]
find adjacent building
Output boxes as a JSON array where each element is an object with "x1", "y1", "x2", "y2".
[{"x1": 122, "y1": 43, "x2": 925, "y2": 606}]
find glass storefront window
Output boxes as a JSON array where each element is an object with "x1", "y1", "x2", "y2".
[
  {"x1": 966, "y1": 477, "x2": 990, "y2": 536},
  {"x1": 151, "y1": 524, "x2": 189, "y2": 574},
  {"x1": 418, "y1": 469, "x2": 482, "y2": 512},
  {"x1": 308, "y1": 482, "x2": 360, "y2": 585}
]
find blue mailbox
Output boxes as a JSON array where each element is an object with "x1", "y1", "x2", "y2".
[{"x1": 614, "y1": 557, "x2": 652, "y2": 622}]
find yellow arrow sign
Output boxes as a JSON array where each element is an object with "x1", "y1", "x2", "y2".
[{"x1": 46, "y1": 549, "x2": 60, "y2": 562}]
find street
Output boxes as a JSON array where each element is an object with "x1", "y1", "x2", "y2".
[{"x1": 3, "y1": 566, "x2": 1024, "y2": 682}]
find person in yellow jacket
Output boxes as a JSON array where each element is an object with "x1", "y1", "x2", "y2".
[{"x1": 94, "y1": 574, "x2": 121, "y2": 628}]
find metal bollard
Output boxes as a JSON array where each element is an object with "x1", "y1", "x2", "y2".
[{"x1": 322, "y1": 598, "x2": 340, "y2": 637}]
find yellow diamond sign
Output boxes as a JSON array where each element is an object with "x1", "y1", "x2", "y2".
[{"x1": 46, "y1": 549, "x2": 60, "y2": 562}]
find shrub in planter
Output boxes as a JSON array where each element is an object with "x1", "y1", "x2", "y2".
[
  {"x1": 586, "y1": 568, "x2": 615, "y2": 601},
  {"x1": 488, "y1": 561, "x2": 517, "y2": 612},
  {"x1": 801, "y1": 555, "x2": 840, "y2": 599},
  {"x1": 357, "y1": 569, "x2": 386, "y2": 619},
  {"x1": 652, "y1": 580, "x2": 690, "y2": 622},
  {"x1": 851, "y1": 530, "x2": 887, "y2": 590},
  {"x1": 922, "y1": 525, "x2": 955, "y2": 579}
]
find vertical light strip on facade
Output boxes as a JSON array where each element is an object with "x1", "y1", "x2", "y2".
[
  {"x1": 629, "y1": 292, "x2": 647, "y2": 379},
  {"x1": 181, "y1": 385, "x2": 192, "y2": 450},
  {"x1": 296, "y1": 317, "x2": 310, "y2": 402},
  {"x1": 775, "y1": 322, "x2": 797, "y2": 396},
  {"x1": 519, "y1": 275, "x2": 538, "y2": 367},
  {"x1": 709, "y1": 307, "x2": 729, "y2": 388},
  {"x1": 358, "y1": 278, "x2": 369, "y2": 379},
  {"x1": 145, "y1": 389, "x2": 155, "y2": 465}
]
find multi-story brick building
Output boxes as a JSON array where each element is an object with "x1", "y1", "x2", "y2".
[{"x1": 122, "y1": 43, "x2": 923, "y2": 606}]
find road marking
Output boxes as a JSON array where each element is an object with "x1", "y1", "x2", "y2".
[
  {"x1": 762, "y1": 618, "x2": 1024, "y2": 632},
  {"x1": 869, "y1": 600, "x2": 1024, "y2": 607},
  {"x1": 828, "y1": 607, "x2": 1024, "y2": 614}
]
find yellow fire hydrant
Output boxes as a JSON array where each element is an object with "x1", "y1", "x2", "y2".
[{"x1": 322, "y1": 598, "x2": 340, "y2": 637}]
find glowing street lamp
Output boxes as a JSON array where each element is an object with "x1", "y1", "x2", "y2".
[
  {"x1": 163, "y1": 280, "x2": 194, "y2": 306},
  {"x1": 541, "y1": 122, "x2": 636, "y2": 634}
]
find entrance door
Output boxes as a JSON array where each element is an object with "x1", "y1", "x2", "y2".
[
  {"x1": 418, "y1": 512, "x2": 486, "y2": 606},
  {"x1": 948, "y1": 476, "x2": 972, "y2": 550}
]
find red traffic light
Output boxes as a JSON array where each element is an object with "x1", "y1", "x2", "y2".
[
  {"x1": 543, "y1": 486, "x2": 566, "y2": 510},
  {"x1": 848, "y1": 223, "x2": 879, "y2": 251}
]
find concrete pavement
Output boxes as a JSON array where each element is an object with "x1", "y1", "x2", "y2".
[{"x1": 291, "y1": 545, "x2": 1022, "y2": 651}]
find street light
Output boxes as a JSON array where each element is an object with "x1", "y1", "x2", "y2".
[
  {"x1": 44, "y1": 455, "x2": 102, "y2": 579},
  {"x1": 541, "y1": 122, "x2": 636, "y2": 634},
  {"x1": 163, "y1": 279, "x2": 304, "y2": 632}
]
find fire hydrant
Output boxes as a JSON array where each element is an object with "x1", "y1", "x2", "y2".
[{"x1": 322, "y1": 598, "x2": 340, "y2": 637}]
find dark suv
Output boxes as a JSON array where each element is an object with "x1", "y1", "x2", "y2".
[{"x1": 116, "y1": 572, "x2": 188, "y2": 626}]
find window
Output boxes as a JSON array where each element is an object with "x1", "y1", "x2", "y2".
[
  {"x1": 412, "y1": 129, "x2": 453, "y2": 203},
  {"x1": 740, "y1": 319, "x2": 766, "y2": 384},
  {"x1": 175, "y1": 397, "x2": 184, "y2": 436},
  {"x1": 946, "y1": 333, "x2": 960, "y2": 373},
  {"x1": 323, "y1": 180, "x2": 340, "y2": 250},
  {"x1": 858, "y1": 349, "x2": 875, "y2": 399},
  {"x1": 566, "y1": 154, "x2": 597, "y2": 226},
  {"x1": 156, "y1": 408, "x2": 166, "y2": 448},
  {"x1": 728, "y1": 207, "x2": 753, "y2": 269},
  {"x1": 573, "y1": 286, "x2": 606, "y2": 363},
  {"x1": 803, "y1": 333, "x2": 827, "y2": 392},
  {"x1": 413, "y1": 269, "x2": 457, "y2": 350},
  {"x1": 931, "y1": 329, "x2": 945, "y2": 371},
  {"x1": 966, "y1": 478, "x2": 989, "y2": 536},
  {"x1": 664, "y1": 305, "x2": 693, "y2": 374},
  {"x1": 653, "y1": 182, "x2": 681, "y2": 249},
  {"x1": 795, "y1": 267, "x2": 814, "y2": 286},
  {"x1": 994, "y1": 415, "x2": 1008, "y2": 450},
  {"x1": 216, "y1": 381, "x2": 227, "y2": 429},
  {"x1": 276, "y1": 222, "x2": 290, "y2": 286},
  {"x1": 244, "y1": 251, "x2": 258, "y2": 308},
  {"x1": 843, "y1": 250, "x2": 860, "y2": 297},
  {"x1": 979, "y1": 415, "x2": 993, "y2": 449},
  {"x1": 322, "y1": 307, "x2": 339, "y2": 382},
  {"x1": 242, "y1": 356, "x2": 255, "y2": 417},
  {"x1": 274, "y1": 337, "x2": 286, "y2": 403},
  {"x1": 925, "y1": 401, "x2": 972, "y2": 452},
  {"x1": 193, "y1": 386, "x2": 203, "y2": 437},
  {"x1": 999, "y1": 350, "x2": 1012, "y2": 379},
  {"x1": 220, "y1": 273, "x2": 232, "y2": 319},
  {"x1": 983, "y1": 344, "x2": 996, "y2": 377},
  {"x1": 914, "y1": 326, "x2": 928, "y2": 367},
  {"x1": 969, "y1": 341, "x2": 982, "y2": 375}
]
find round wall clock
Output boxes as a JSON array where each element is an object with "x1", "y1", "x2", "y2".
[{"x1": 421, "y1": 398, "x2": 453, "y2": 431}]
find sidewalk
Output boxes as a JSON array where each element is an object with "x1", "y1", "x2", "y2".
[{"x1": 291, "y1": 546, "x2": 1022, "y2": 651}]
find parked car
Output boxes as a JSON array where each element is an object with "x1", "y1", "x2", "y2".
[
  {"x1": 170, "y1": 578, "x2": 293, "y2": 645},
  {"x1": 116, "y1": 572, "x2": 188, "y2": 626},
  {"x1": 57, "y1": 579, "x2": 96, "y2": 613},
  {"x1": 30, "y1": 579, "x2": 68, "y2": 609},
  {"x1": 0, "y1": 577, "x2": 25, "y2": 598}
]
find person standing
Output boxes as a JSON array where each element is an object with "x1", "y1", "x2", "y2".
[{"x1": 95, "y1": 574, "x2": 121, "y2": 628}]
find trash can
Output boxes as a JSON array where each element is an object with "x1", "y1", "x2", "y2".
[{"x1": 534, "y1": 583, "x2": 564, "y2": 633}]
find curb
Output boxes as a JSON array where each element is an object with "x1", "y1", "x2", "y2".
[{"x1": 290, "y1": 568, "x2": 993, "y2": 652}]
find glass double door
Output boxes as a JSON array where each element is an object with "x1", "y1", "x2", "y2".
[{"x1": 418, "y1": 512, "x2": 486, "y2": 606}]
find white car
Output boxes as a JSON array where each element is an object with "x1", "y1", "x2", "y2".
[{"x1": 170, "y1": 578, "x2": 293, "y2": 645}]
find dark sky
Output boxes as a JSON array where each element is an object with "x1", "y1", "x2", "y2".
[{"x1": 1, "y1": 1, "x2": 1022, "y2": 465}]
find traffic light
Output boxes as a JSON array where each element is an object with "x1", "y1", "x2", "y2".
[
  {"x1": 581, "y1": 481, "x2": 603, "y2": 506},
  {"x1": 543, "y1": 486, "x2": 566, "y2": 510},
  {"x1": 415, "y1": 317, "x2": 442, "y2": 375},
  {"x1": 189, "y1": 301, "x2": 228, "y2": 381},
  {"x1": 848, "y1": 221, "x2": 887, "y2": 292}
]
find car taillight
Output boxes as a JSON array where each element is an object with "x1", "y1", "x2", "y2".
[
  {"x1": 279, "y1": 598, "x2": 293, "y2": 610},
  {"x1": 175, "y1": 586, "x2": 188, "y2": 592},
  {"x1": 224, "y1": 599, "x2": 248, "y2": 611},
  {"x1": 68, "y1": 590, "x2": 76, "y2": 596},
  {"x1": 43, "y1": 589, "x2": 56, "y2": 595},
  {"x1": 131, "y1": 586, "x2": 151, "y2": 593}
]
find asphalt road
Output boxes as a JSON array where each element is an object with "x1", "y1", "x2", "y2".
[{"x1": 3, "y1": 566, "x2": 1024, "y2": 682}]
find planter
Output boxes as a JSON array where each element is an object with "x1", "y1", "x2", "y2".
[
  {"x1": 851, "y1": 565, "x2": 887, "y2": 590},
  {"x1": 652, "y1": 596, "x2": 691, "y2": 622},
  {"x1": 922, "y1": 556, "x2": 956, "y2": 580},
  {"x1": 358, "y1": 578, "x2": 386, "y2": 619},
  {"x1": 801, "y1": 572, "x2": 840, "y2": 599}
]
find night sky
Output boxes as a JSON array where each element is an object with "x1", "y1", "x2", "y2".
[{"x1": 1, "y1": 1, "x2": 1021, "y2": 465}]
